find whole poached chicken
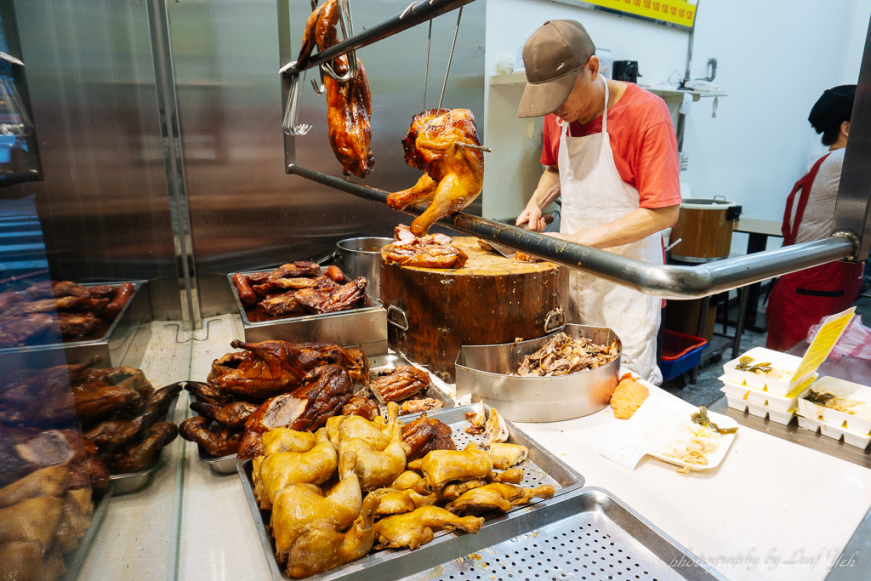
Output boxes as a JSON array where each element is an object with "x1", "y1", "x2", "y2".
[
  {"x1": 297, "y1": 0, "x2": 374, "y2": 178},
  {"x1": 387, "y1": 108, "x2": 484, "y2": 236}
]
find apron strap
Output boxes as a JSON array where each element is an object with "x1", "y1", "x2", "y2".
[{"x1": 781, "y1": 152, "x2": 832, "y2": 246}]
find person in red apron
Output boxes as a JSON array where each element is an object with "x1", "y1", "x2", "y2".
[
  {"x1": 767, "y1": 85, "x2": 864, "y2": 351},
  {"x1": 515, "y1": 20, "x2": 681, "y2": 384}
]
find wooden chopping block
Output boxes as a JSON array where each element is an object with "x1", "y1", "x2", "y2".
[{"x1": 380, "y1": 237, "x2": 568, "y2": 382}]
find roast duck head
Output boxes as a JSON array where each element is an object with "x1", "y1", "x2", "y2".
[
  {"x1": 237, "y1": 365, "x2": 353, "y2": 459},
  {"x1": 207, "y1": 339, "x2": 368, "y2": 400}
]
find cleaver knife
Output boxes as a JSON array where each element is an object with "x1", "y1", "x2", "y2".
[{"x1": 484, "y1": 214, "x2": 555, "y2": 258}]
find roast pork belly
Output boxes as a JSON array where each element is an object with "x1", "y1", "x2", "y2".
[{"x1": 371, "y1": 366, "x2": 430, "y2": 403}]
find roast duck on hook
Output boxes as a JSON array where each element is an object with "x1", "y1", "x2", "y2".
[{"x1": 296, "y1": 0, "x2": 374, "y2": 179}]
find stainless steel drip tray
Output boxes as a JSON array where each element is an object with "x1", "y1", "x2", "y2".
[{"x1": 402, "y1": 487, "x2": 727, "y2": 581}]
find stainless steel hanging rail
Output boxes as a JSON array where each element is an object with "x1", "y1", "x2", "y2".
[
  {"x1": 280, "y1": 0, "x2": 475, "y2": 76},
  {"x1": 287, "y1": 163, "x2": 856, "y2": 300}
]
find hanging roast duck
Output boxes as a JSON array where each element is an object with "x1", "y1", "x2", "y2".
[{"x1": 296, "y1": 0, "x2": 374, "y2": 179}]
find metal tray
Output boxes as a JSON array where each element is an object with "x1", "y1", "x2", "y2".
[
  {"x1": 191, "y1": 353, "x2": 454, "y2": 475},
  {"x1": 187, "y1": 388, "x2": 243, "y2": 475},
  {"x1": 109, "y1": 385, "x2": 180, "y2": 495},
  {"x1": 404, "y1": 487, "x2": 727, "y2": 581},
  {"x1": 456, "y1": 324, "x2": 621, "y2": 423},
  {"x1": 238, "y1": 403, "x2": 584, "y2": 581},
  {"x1": 62, "y1": 485, "x2": 113, "y2": 581},
  {"x1": 228, "y1": 271, "x2": 387, "y2": 356},
  {"x1": 0, "y1": 280, "x2": 152, "y2": 370}
]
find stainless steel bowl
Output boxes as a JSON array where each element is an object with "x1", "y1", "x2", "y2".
[
  {"x1": 335, "y1": 237, "x2": 393, "y2": 297},
  {"x1": 455, "y1": 324, "x2": 621, "y2": 423}
]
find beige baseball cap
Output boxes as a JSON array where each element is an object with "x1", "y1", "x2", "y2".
[{"x1": 517, "y1": 20, "x2": 596, "y2": 118}]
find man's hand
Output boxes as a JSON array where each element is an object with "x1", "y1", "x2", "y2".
[
  {"x1": 545, "y1": 205, "x2": 681, "y2": 249},
  {"x1": 516, "y1": 202, "x2": 548, "y2": 231},
  {"x1": 517, "y1": 166, "x2": 561, "y2": 231}
]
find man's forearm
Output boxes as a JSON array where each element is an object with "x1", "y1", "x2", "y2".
[
  {"x1": 555, "y1": 205, "x2": 680, "y2": 249},
  {"x1": 530, "y1": 166, "x2": 561, "y2": 210}
]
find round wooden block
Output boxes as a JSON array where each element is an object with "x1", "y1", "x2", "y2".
[{"x1": 380, "y1": 237, "x2": 568, "y2": 381}]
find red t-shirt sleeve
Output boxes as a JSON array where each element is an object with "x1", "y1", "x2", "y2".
[
  {"x1": 540, "y1": 115, "x2": 558, "y2": 167},
  {"x1": 634, "y1": 118, "x2": 682, "y2": 209}
]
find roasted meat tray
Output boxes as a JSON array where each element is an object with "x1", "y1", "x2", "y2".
[
  {"x1": 0, "y1": 281, "x2": 151, "y2": 370},
  {"x1": 238, "y1": 403, "x2": 585, "y2": 581},
  {"x1": 109, "y1": 385, "x2": 181, "y2": 495},
  {"x1": 227, "y1": 272, "x2": 387, "y2": 355},
  {"x1": 191, "y1": 353, "x2": 454, "y2": 474}
]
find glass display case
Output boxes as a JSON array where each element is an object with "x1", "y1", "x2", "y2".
[
  {"x1": 0, "y1": 3, "x2": 41, "y2": 188},
  {"x1": 4, "y1": 0, "x2": 871, "y2": 580},
  {"x1": 0, "y1": 1, "x2": 192, "y2": 579}
]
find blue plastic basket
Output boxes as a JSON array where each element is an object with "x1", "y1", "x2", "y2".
[{"x1": 659, "y1": 330, "x2": 707, "y2": 382}]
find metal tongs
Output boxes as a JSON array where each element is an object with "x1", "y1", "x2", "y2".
[{"x1": 282, "y1": 0, "x2": 359, "y2": 136}]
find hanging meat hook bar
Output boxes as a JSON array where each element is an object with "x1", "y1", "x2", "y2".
[
  {"x1": 285, "y1": 164, "x2": 856, "y2": 300},
  {"x1": 279, "y1": 0, "x2": 477, "y2": 77}
]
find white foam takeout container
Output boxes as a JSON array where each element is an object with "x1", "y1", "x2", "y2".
[
  {"x1": 623, "y1": 396, "x2": 739, "y2": 473},
  {"x1": 721, "y1": 347, "x2": 810, "y2": 396},
  {"x1": 720, "y1": 373, "x2": 817, "y2": 426},
  {"x1": 719, "y1": 374, "x2": 816, "y2": 415},
  {"x1": 796, "y1": 414, "x2": 871, "y2": 450},
  {"x1": 796, "y1": 376, "x2": 871, "y2": 435},
  {"x1": 722, "y1": 397, "x2": 794, "y2": 425}
]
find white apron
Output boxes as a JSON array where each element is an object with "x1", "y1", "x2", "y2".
[{"x1": 558, "y1": 77, "x2": 664, "y2": 385}]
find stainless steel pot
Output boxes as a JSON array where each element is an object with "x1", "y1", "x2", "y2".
[
  {"x1": 335, "y1": 237, "x2": 393, "y2": 297},
  {"x1": 456, "y1": 324, "x2": 621, "y2": 423}
]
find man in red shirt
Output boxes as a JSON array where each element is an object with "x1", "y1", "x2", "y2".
[{"x1": 516, "y1": 20, "x2": 681, "y2": 384}]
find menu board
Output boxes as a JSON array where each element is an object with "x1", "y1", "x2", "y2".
[{"x1": 575, "y1": 0, "x2": 698, "y2": 31}]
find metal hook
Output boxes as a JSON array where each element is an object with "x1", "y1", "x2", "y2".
[
  {"x1": 283, "y1": 72, "x2": 312, "y2": 136},
  {"x1": 311, "y1": 65, "x2": 326, "y2": 95},
  {"x1": 437, "y1": 6, "x2": 463, "y2": 112},
  {"x1": 422, "y1": 19, "x2": 432, "y2": 111},
  {"x1": 455, "y1": 142, "x2": 492, "y2": 153},
  {"x1": 320, "y1": 58, "x2": 356, "y2": 82},
  {"x1": 320, "y1": 0, "x2": 358, "y2": 84},
  {"x1": 400, "y1": 1, "x2": 419, "y2": 19}
]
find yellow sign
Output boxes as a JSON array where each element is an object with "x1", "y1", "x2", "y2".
[
  {"x1": 579, "y1": 0, "x2": 698, "y2": 30},
  {"x1": 792, "y1": 307, "x2": 856, "y2": 382}
]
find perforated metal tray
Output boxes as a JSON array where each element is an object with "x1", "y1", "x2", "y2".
[
  {"x1": 192, "y1": 353, "x2": 454, "y2": 474},
  {"x1": 404, "y1": 487, "x2": 728, "y2": 581},
  {"x1": 238, "y1": 403, "x2": 584, "y2": 581}
]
